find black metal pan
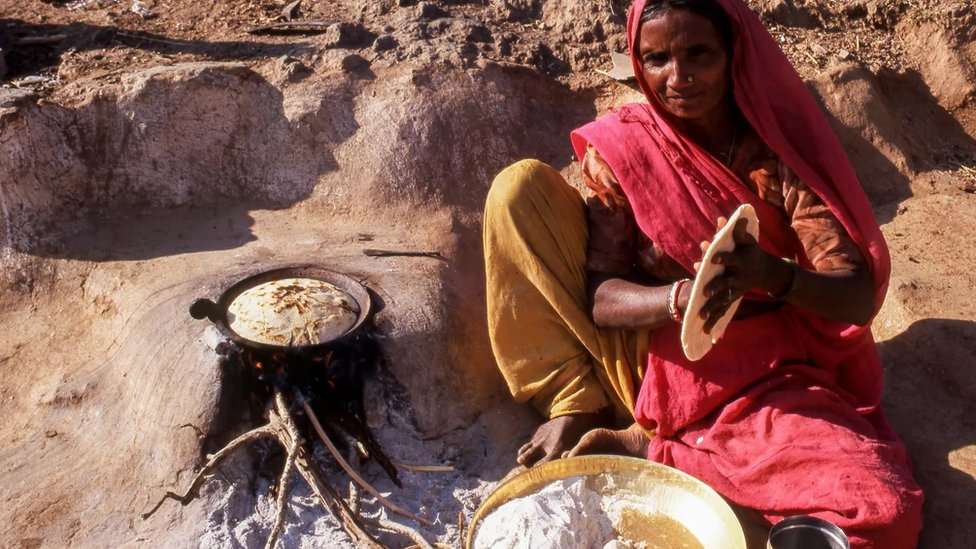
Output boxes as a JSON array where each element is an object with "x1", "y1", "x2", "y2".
[{"x1": 189, "y1": 265, "x2": 372, "y2": 354}]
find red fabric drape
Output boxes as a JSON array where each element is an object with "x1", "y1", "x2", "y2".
[{"x1": 569, "y1": 1, "x2": 922, "y2": 547}]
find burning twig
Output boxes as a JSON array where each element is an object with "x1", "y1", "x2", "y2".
[{"x1": 299, "y1": 394, "x2": 434, "y2": 527}]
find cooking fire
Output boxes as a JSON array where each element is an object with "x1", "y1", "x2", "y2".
[{"x1": 142, "y1": 266, "x2": 439, "y2": 549}]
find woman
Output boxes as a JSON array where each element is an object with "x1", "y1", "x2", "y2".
[{"x1": 483, "y1": 0, "x2": 923, "y2": 547}]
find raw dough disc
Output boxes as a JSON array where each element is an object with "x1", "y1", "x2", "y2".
[
  {"x1": 680, "y1": 204, "x2": 760, "y2": 362},
  {"x1": 227, "y1": 277, "x2": 360, "y2": 347}
]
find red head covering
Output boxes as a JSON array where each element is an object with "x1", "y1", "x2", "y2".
[
  {"x1": 624, "y1": 0, "x2": 890, "y2": 310},
  {"x1": 571, "y1": 0, "x2": 892, "y2": 423},
  {"x1": 575, "y1": 7, "x2": 920, "y2": 541}
]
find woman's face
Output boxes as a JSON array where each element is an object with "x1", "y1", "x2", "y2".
[{"x1": 637, "y1": 9, "x2": 731, "y2": 122}]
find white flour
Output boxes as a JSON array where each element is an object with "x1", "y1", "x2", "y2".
[{"x1": 474, "y1": 475, "x2": 654, "y2": 549}]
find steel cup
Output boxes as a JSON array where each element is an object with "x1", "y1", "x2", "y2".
[{"x1": 767, "y1": 515, "x2": 850, "y2": 549}]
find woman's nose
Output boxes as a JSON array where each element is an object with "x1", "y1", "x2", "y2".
[{"x1": 670, "y1": 62, "x2": 695, "y2": 89}]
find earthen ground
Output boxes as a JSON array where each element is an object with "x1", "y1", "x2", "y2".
[{"x1": 1, "y1": 1, "x2": 975, "y2": 548}]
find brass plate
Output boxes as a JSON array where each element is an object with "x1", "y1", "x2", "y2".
[{"x1": 466, "y1": 455, "x2": 746, "y2": 549}]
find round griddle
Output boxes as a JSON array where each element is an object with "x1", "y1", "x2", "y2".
[{"x1": 190, "y1": 265, "x2": 372, "y2": 354}]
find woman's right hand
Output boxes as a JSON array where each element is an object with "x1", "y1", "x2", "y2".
[{"x1": 516, "y1": 411, "x2": 612, "y2": 468}]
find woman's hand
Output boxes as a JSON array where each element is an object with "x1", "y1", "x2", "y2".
[
  {"x1": 697, "y1": 217, "x2": 791, "y2": 333},
  {"x1": 516, "y1": 411, "x2": 611, "y2": 468}
]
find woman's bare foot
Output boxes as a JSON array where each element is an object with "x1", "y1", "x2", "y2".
[
  {"x1": 564, "y1": 422, "x2": 650, "y2": 459},
  {"x1": 516, "y1": 410, "x2": 612, "y2": 468}
]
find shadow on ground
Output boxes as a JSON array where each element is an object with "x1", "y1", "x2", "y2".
[
  {"x1": 878, "y1": 318, "x2": 976, "y2": 549},
  {"x1": 38, "y1": 205, "x2": 259, "y2": 261},
  {"x1": 0, "y1": 19, "x2": 312, "y2": 79}
]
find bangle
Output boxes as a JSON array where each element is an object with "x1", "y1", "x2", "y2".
[{"x1": 668, "y1": 278, "x2": 690, "y2": 323}]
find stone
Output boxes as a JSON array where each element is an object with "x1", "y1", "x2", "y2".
[
  {"x1": 466, "y1": 23, "x2": 492, "y2": 44},
  {"x1": 276, "y1": 55, "x2": 312, "y2": 82},
  {"x1": 417, "y1": 1, "x2": 448, "y2": 20},
  {"x1": 866, "y1": 0, "x2": 908, "y2": 30},
  {"x1": 0, "y1": 87, "x2": 34, "y2": 110},
  {"x1": 373, "y1": 34, "x2": 398, "y2": 52},
  {"x1": 340, "y1": 53, "x2": 369, "y2": 72},
  {"x1": 323, "y1": 22, "x2": 375, "y2": 49},
  {"x1": 491, "y1": 0, "x2": 540, "y2": 22},
  {"x1": 755, "y1": 0, "x2": 822, "y2": 29}
]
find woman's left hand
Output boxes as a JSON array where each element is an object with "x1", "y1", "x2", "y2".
[{"x1": 697, "y1": 217, "x2": 785, "y2": 333}]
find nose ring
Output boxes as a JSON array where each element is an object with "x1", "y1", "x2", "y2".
[{"x1": 686, "y1": 75, "x2": 695, "y2": 83}]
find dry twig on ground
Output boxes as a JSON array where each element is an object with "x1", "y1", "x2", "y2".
[{"x1": 143, "y1": 390, "x2": 387, "y2": 549}]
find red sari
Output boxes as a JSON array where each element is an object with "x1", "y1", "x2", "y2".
[{"x1": 570, "y1": 1, "x2": 923, "y2": 547}]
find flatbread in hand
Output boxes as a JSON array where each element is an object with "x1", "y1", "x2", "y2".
[{"x1": 680, "y1": 204, "x2": 760, "y2": 362}]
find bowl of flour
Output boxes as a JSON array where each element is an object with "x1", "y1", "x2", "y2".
[{"x1": 467, "y1": 455, "x2": 746, "y2": 549}]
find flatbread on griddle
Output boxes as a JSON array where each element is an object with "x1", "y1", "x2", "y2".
[{"x1": 227, "y1": 277, "x2": 359, "y2": 347}]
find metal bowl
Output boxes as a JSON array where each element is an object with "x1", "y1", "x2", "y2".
[
  {"x1": 767, "y1": 515, "x2": 850, "y2": 549},
  {"x1": 466, "y1": 455, "x2": 746, "y2": 549},
  {"x1": 189, "y1": 265, "x2": 372, "y2": 354}
]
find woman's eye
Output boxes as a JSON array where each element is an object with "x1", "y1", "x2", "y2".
[{"x1": 644, "y1": 53, "x2": 668, "y2": 65}]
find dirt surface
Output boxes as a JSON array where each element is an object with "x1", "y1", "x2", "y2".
[{"x1": 1, "y1": 1, "x2": 975, "y2": 548}]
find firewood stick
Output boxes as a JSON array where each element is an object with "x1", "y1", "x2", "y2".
[
  {"x1": 375, "y1": 519, "x2": 434, "y2": 549},
  {"x1": 141, "y1": 424, "x2": 275, "y2": 519},
  {"x1": 295, "y1": 452, "x2": 386, "y2": 549},
  {"x1": 265, "y1": 392, "x2": 302, "y2": 549},
  {"x1": 348, "y1": 448, "x2": 361, "y2": 514},
  {"x1": 247, "y1": 21, "x2": 332, "y2": 34},
  {"x1": 390, "y1": 461, "x2": 454, "y2": 473},
  {"x1": 299, "y1": 395, "x2": 434, "y2": 527},
  {"x1": 347, "y1": 448, "x2": 435, "y2": 549},
  {"x1": 362, "y1": 248, "x2": 445, "y2": 260},
  {"x1": 265, "y1": 442, "x2": 298, "y2": 549}
]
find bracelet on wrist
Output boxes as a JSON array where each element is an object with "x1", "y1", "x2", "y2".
[{"x1": 668, "y1": 278, "x2": 691, "y2": 323}]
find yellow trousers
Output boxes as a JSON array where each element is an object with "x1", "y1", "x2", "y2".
[{"x1": 483, "y1": 159, "x2": 648, "y2": 423}]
